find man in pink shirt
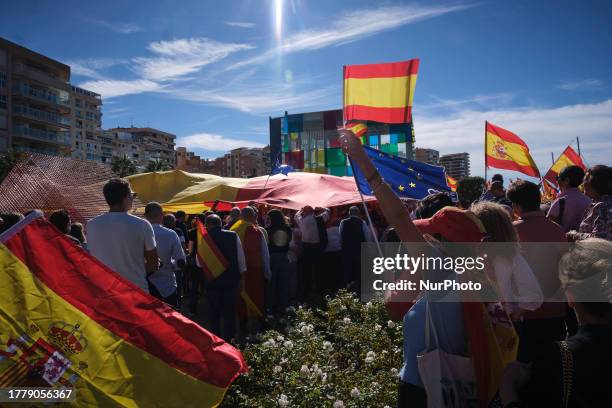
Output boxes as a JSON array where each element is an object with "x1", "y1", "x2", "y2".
[
  {"x1": 507, "y1": 180, "x2": 569, "y2": 361},
  {"x1": 546, "y1": 165, "x2": 591, "y2": 232}
]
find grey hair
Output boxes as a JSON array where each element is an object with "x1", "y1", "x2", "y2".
[{"x1": 559, "y1": 238, "x2": 612, "y2": 305}]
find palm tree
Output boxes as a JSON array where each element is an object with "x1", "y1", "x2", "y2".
[
  {"x1": 145, "y1": 159, "x2": 171, "y2": 173},
  {"x1": 0, "y1": 150, "x2": 23, "y2": 184},
  {"x1": 111, "y1": 155, "x2": 137, "y2": 177}
]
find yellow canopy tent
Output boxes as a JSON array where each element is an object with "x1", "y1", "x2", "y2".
[{"x1": 126, "y1": 170, "x2": 256, "y2": 215}]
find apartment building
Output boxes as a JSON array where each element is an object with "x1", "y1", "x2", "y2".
[
  {"x1": 176, "y1": 146, "x2": 218, "y2": 174},
  {"x1": 0, "y1": 37, "x2": 72, "y2": 155},
  {"x1": 70, "y1": 86, "x2": 105, "y2": 162},
  {"x1": 439, "y1": 152, "x2": 471, "y2": 179},
  {"x1": 223, "y1": 146, "x2": 269, "y2": 178},
  {"x1": 105, "y1": 127, "x2": 176, "y2": 170},
  {"x1": 415, "y1": 148, "x2": 440, "y2": 165}
]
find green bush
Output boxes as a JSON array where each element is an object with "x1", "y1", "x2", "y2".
[{"x1": 223, "y1": 291, "x2": 403, "y2": 407}]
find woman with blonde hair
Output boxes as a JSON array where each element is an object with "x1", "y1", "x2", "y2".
[{"x1": 471, "y1": 201, "x2": 543, "y2": 320}]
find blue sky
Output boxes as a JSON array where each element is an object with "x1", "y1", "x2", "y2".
[{"x1": 2, "y1": 0, "x2": 612, "y2": 178}]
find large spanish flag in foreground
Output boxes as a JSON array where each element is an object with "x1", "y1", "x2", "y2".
[
  {"x1": 543, "y1": 145, "x2": 586, "y2": 188},
  {"x1": 344, "y1": 59, "x2": 419, "y2": 124},
  {"x1": 0, "y1": 212, "x2": 246, "y2": 407},
  {"x1": 485, "y1": 122, "x2": 540, "y2": 178},
  {"x1": 196, "y1": 220, "x2": 230, "y2": 281}
]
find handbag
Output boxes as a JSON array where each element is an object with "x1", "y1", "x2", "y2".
[
  {"x1": 417, "y1": 296, "x2": 478, "y2": 408},
  {"x1": 558, "y1": 340, "x2": 574, "y2": 408}
]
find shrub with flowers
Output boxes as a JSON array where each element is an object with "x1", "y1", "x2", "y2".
[{"x1": 222, "y1": 291, "x2": 403, "y2": 407}]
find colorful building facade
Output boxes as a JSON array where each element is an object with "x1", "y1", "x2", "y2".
[{"x1": 269, "y1": 109, "x2": 415, "y2": 177}]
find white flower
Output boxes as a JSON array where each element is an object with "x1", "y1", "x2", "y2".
[
  {"x1": 372, "y1": 382, "x2": 379, "y2": 388},
  {"x1": 283, "y1": 340, "x2": 294, "y2": 349},
  {"x1": 323, "y1": 341, "x2": 333, "y2": 351},
  {"x1": 387, "y1": 320, "x2": 396, "y2": 328},
  {"x1": 390, "y1": 367, "x2": 399, "y2": 376},
  {"x1": 333, "y1": 400, "x2": 345, "y2": 408},
  {"x1": 350, "y1": 387, "x2": 361, "y2": 398},
  {"x1": 384, "y1": 406, "x2": 392, "y2": 408},
  {"x1": 365, "y1": 301, "x2": 372, "y2": 308},
  {"x1": 278, "y1": 394, "x2": 289, "y2": 407},
  {"x1": 340, "y1": 305, "x2": 347, "y2": 311},
  {"x1": 343, "y1": 317, "x2": 351, "y2": 324},
  {"x1": 280, "y1": 357, "x2": 288, "y2": 365},
  {"x1": 374, "y1": 323, "x2": 382, "y2": 331},
  {"x1": 276, "y1": 335, "x2": 285, "y2": 342},
  {"x1": 366, "y1": 351, "x2": 376, "y2": 358},
  {"x1": 321, "y1": 372, "x2": 328, "y2": 383},
  {"x1": 365, "y1": 356, "x2": 374, "y2": 364},
  {"x1": 300, "y1": 364, "x2": 310, "y2": 376},
  {"x1": 263, "y1": 338, "x2": 277, "y2": 347},
  {"x1": 273, "y1": 365, "x2": 282, "y2": 374},
  {"x1": 300, "y1": 324, "x2": 314, "y2": 335}
]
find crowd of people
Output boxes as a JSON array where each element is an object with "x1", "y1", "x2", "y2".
[{"x1": 0, "y1": 135, "x2": 610, "y2": 407}]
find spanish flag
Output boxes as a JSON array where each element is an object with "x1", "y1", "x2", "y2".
[
  {"x1": 0, "y1": 212, "x2": 246, "y2": 407},
  {"x1": 485, "y1": 122, "x2": 540, "y2": 178},
  {"x1": 344, "y1": 121, "x2": 368, "y2": 138},
  {"x1": 446, "y1": 175, "x2": 458, "y2": 192},
  {"x1": 230, "y1": 220, "x2": 265, "y2": 318},
  {"x1": 543, "y1": 145, "x2": 586, "y2": 188},
  {"x1": 343, "y1": 59, "x2": 419, "y2": 124},
  {"x1": 196, "y1": 220, "x2": 230, "y2": 281}
]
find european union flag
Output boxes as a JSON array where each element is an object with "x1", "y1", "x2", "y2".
[
  {"x1": 271, "y1": 155, "x2": 295, "y2": 176},
  {"x1": 351, "y1": 145, "x2": 450, "y2": 199}
]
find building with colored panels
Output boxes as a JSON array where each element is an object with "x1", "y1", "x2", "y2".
[{"x1": 269, "y1": 109, "x2": 414, "y2": 177}]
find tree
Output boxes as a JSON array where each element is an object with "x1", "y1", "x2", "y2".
[
  {"x1": 456, "y1": 176, "x2": 485, "y2": 208},
  {"x1": 145, "y1": 159, "x2": 171, "y2": 173},
  {"x1": 111, "y1": 155, "x2": 137, "y2": 177},
  {"x1": 0, "y1": 150, "x2": 23, "y2": 184}
]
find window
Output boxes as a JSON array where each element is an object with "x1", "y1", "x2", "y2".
[
  {"x1": 0, "y1": 72, "x2": 6, "y2": 88},
  {"x1": 0, "y1": 94, "x2": 6, "y2": 109},
  {"x1": 0, "y1": 113, "x2": 6, "y2": 129},
  {"x1": 0, "y1": 50, "x2": 6, "y2": 66}
]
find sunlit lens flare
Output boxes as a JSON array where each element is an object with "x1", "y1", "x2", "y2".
[{"x1": 275, "y1": 0, "x2": 283, "y2": 43}]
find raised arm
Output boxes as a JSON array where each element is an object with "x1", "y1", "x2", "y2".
[{"x1": 339, "y1": 130, "x2": 424, "y2": 243}]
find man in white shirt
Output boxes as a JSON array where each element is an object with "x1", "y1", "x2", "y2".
[
  {"x1": 144, "y1": 202, "x2": 186, "y2": 307},
  {"x1": 294, "y1": 206, "x2": 329, "y2": 301},
  {"x1": 87, "y1": 179, "x2": 158, "y2": 293}
]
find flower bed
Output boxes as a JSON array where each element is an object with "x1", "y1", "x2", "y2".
[{"x1": 222, "y1": 291, "x2": 403, "y2": 407}]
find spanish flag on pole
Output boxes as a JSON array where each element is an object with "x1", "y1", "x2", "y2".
[
  {"x1": 196, "y1": 220, "x2": 230, "y2": 281},
  {"x1": 343, "y1": 59, "x2": 419, "y2": 124},
  {"x1": 543, "y1": 145, "x2": 586, "y2": 188},
  {"x1": 485, "y1": 122, "x2": 540, "y2": 178},
  {"x1": 0, "y1": 212, "x2": 246, "y2": 407}
]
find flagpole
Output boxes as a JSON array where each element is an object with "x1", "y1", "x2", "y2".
[
  {"x1": 576, "y1": 136, "x2": 581, "y2": 158},
  {"x1": 349, "y1": 158, "x2": 383, "y2": 255},
  {"x1": 551, "y1": 152, "x2": 555, "y2": 166},
  {"x1": 260, "y1": 151, "x2": 281, "y2": 196},
  {"x1": 483, "y1": 121, "x2": 488, "y2": 191}
]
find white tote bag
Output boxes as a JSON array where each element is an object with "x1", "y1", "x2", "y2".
[{"x1": 417, "y1": 298, "x2": 478, "y2": 408}]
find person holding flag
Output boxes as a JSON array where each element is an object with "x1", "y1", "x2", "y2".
[
  {"x1": 196, "y1": 213, "x2": 246, "y2": 342},
  {"x1": 547, "y1": 165, "x2": 591, "y2": 232},
  {"x1": 339, "y1": 128, "x2": 518, "y2": 408},
  {"x1": 231, "y1": 207, "x2": 271, "y2": 332}
]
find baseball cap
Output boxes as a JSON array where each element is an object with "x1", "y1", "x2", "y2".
[{"x1": 413, "y1": 206, "x2": 487, "y2": 242}]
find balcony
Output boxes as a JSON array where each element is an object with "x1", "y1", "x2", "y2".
[
  {"x1": 13, "y1": 126, "x2": 71, "y2": 146},
  {"x1": 12, "y1": 83, "x2": 70, "y2": 109},
  {"x1": 13, "y1": 144, "x2": 61, "y2": 156},
  {"x1": 13, "y1": 105, "x2": 71, "y2": 128},
  {"x1": 12, "y1": 63, "x2": 69, "y2": 89}
]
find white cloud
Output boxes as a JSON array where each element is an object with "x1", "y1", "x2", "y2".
[
  {"x1": 414, "y1": 99, "x2": 612, "y2": 177},
  {"x1": 78, "y1": 79, "x2": 161, "y2": 98},
  {"x1": 68, "y1": 58, "x2": 127, "y2": 79},
  {"x1": 225, "y1": 21, "x2": 256, "y2": 28},
  {"x1": 227, "y1": 3, "x2": 473, "y2": 70},
  {"x1": 558, "y1": 79, "x2": 603, "y2": 91},
  {"x1": 134, "y1": 37, "x2": 254, "y2": 81},
  {"x1": 164, "y1": 81, "x2": 338, "y2": 114},
  {"x1": 176, "y1": 132, "x2": 265, "y2": 152},
  {"x1": 90, "y1": 19, "x2": 142, "y2": 34}
]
